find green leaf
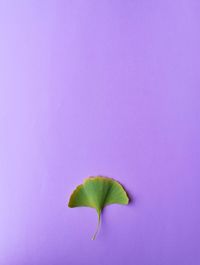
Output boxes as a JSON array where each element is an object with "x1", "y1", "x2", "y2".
[{"x1": 68, "y1": 176, "x2": 129, "y2": 240}]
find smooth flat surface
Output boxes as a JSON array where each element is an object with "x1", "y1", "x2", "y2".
[{"x1": 0, "y1": 1, "x2": 200, "y2": 264}]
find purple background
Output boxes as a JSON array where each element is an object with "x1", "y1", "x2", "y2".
[{"x1": 0, "y1": 1, "x2": 200, "y2": 264}]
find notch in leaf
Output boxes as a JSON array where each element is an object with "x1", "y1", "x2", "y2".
[{"x1": 68, "y1": 176, "x2": 129, "y2": 240}]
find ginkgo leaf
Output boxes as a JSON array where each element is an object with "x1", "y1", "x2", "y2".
[{"x1": 68, "y1": 176, "x2": 129, "y2": 240}]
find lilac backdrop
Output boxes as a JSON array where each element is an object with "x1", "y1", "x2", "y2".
[{"x1": 0, "y1": 1, "x2": 200, "y2": 265}]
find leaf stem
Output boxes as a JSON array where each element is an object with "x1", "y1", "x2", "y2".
[{"x1": 92, "y1": 211, "x2": 101, "y2": 240}]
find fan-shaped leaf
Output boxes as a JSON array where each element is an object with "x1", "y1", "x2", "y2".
[{"x1": 68, "y1": 176, "x2": 129, "y2": 240}]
